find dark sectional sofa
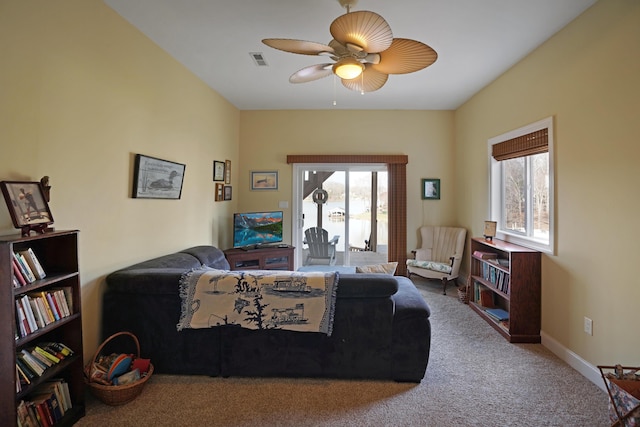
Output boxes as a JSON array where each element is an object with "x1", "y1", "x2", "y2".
[{"x1": 102, "y1": 246, "x2": 431, "y2": 382}]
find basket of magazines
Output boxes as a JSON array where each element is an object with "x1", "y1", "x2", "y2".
[{"x1": 84, "y1": 331, "x2": 153, "y2": 406}]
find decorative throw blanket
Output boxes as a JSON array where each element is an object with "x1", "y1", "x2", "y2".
[{"x1": 177, "y1": 268, "x2": 339, "y2": 336}]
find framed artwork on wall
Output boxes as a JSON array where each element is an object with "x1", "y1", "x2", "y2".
[
  {"x1": 215, "y1": 183, "x2": 224, "y2": 201},
  {"x1": 251, "y1": 171, "x2": 278, "y2": 190},
  {"x1": 132, "y1": 154, "x2": 185, "y2": 199},
  {"x1": 224, "y1": 185, "x2": 232, "y2": 201},
  {"x1": 213, "y1": 160, "x2": 225, "y2": 181},
  {"x1": 421, "y1": 178, "x2": 440, "y2": 200},
  {"x1": 225, "y1": 160, "x2": 231, "y2": 184}
]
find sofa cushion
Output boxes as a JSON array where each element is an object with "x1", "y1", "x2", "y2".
[
  {"x1": 355, "y1": 262, "x2": 398, "y2": 275},
  {"x1": 336, "y1": 274, "x2": 398, "y2": 298},
  {"x1": 122, "y1": 252, "x2": 202, "y2": 271},
  {"x1": 180, "y1": 246, "x2": 229, "y2": 269},
  {"x1": 406, "y1": 259, "x2": 452, "y2": 274}
]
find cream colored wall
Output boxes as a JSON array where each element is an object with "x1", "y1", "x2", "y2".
[
  {"x1": 238, "y1": 110, "x2": 456, "y2": 252},
  {"x1": 455, "y1": 0, "x2": 639, "y2": 365},
  {"x1": 0, "y1": 1, "x2": 240, "y2": 360}
]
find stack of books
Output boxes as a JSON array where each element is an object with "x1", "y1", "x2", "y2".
[
  {"x1": 12, "y1": 248, "x2": 46, "y2": 287},
  {"x1": 15, "y1": 342, "x2": 74, "y2": 392},
  {"x1": 484, "y1": 308, "x2": 509, "y2": 322},
  {"x1": 15, "y1": 289, "x2": 72, "y2": 338}
]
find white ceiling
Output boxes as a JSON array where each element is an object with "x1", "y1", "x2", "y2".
[{"x1": 103, "y1": 0, "x2": 597, "y2": 111}]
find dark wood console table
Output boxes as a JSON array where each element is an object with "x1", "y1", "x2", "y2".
[{"x1": 224, "y1": 245, "x2": 294, "y2": 271}]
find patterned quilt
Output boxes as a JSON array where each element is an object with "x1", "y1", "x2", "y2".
[{"x1": 177, "y1": 268, "x2": 339, "y2": 336}]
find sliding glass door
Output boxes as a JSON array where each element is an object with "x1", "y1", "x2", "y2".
[{"x1": 293, "y1": 163, "x2": 387, "y2": 268}]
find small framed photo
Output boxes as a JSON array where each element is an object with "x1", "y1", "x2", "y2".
[
  {"x1": 251, "y1": 171, "x2": 278, "y2": 190},
  {"x1": 225, "y1": 160, "x2": 231, "y2": 184},
  {"x1": 215, "y1": 183, "x2": 224, "y2": 201},
  {"x1": 213, "y1": 160, "x2": 225, "y2": 182},
  {"x1": 132, "y1": 154, "x2": 185, "y2": 199},
  {"x1": 421, "y1": 178, "x2": 440, "y2": 200},
  {"x1": 1, "y1": 181, "x2": 54, "y2": 235},
  {"x1": 224, "y1": 185, "x2": 232, "y2": 201}
]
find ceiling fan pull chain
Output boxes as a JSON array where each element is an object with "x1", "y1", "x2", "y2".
[{"x1": 333, "y1": 74, "x2": 338, "y2": 106}]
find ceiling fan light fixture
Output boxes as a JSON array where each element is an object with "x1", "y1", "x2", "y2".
[{"x1": 333, "y1": 57, "x2": 364, "y2": 79}]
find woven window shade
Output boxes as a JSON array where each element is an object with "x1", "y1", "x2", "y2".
[{"x1": 492, "y1": 129, "x2": 548, "y2": 161}]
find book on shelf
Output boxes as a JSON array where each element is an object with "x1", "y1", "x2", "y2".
[
  {"x1": 37, "y1": 382, "x2": 66, "y2": 418},
  {"x1": 16, "y1": 357, "x2": 37, "y2": 382},
  {"x1": 18, "y1": 248, "x2": 47, "y2": 280},
  {"x1": 15, "y1": 301, "x2": 30, "y2": 337},
  {"x1": 479, "y1": 289, "x2": 495, "y2": 308},
  {"x1": 41, "y1": 341, "x2": 73, "y2": 359},
  {"x1": 51, "y1": 289, "x2": 70, "y2": 317},
  {"x1": 18, "y1": 351, "x2": 45, "y2": 376},
  {"x1": 34, "y1": 345, "x2": 61, "y2": 364},
  {"x1": 28, "y1": 297, "x2": 46, "y2": 329},
  {"x1": 20, "y1": 295, "x2": 39, "y2": 334},
  {"x1": 28, "y1": 352, "x2": 54, "y2": 375},
  {"x1": 43, "y1": 292, "x2": 61, "y2": 321},
  {"x1": 17, "y1": 379, "x2": 73, "y2": 427},
  {"x1": 473, "y1": 250, "x2": 498, "y2": 259},
  {"x1": 12, "y1": 258, "x2": 27, "y2": 286},
  {"x1": 485, "y1": 308, "x2": 509, "y2": 321},
  {"x1": 14, "y1": 252, "x2": 36, "y2": 283},
  {"x1": 30, "y1": 293, "x2": 54, "y2": 325}
]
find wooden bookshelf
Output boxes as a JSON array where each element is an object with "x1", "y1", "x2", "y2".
[
  {"x1": 1, "y1": 230, "x2": 85, "y2": 426},
  {"x1": 469, "y1": 237, "x2": 541, "y2": 343}
]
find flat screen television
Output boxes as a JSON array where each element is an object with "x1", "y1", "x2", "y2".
[{"x1": 233, "y1": 210, "x2": 284, "y2": 249}]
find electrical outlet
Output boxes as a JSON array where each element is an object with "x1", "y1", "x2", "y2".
[{"x1": 584, "y1": 317, "x2": 593, "y2": 336}]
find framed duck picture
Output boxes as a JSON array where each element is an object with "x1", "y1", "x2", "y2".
[{"x1": 132, "y1": 154, "x2": 186, "y2": 199}]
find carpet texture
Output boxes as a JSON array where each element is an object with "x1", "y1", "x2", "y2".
[{"x1": 77, "y1": 277, "x2": 610, "y2": 426}]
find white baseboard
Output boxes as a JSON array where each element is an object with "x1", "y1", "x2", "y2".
[{"x1": 541, "y1": 331, "x2": 606, "y2": 392}]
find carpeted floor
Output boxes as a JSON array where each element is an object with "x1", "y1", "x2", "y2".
[{"x1": 77, "y1": 277, "x2": 611, "y2": 426}]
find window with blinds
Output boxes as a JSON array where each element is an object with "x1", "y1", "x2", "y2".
[{"x1": 488, "y1": 117, "x2": 555, "y2": 254}]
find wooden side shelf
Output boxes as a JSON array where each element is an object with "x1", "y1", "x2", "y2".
[
  {"x1": 1, "y1": 230, "x2": 85, "y2": 426},
  {"x1": 224, "y1": 246, "x2": 294, "y2": 271},
  {"x1": 469, "y1": 237, "x2": 541, "y2": 343}
]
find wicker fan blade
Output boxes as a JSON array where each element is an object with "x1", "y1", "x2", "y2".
[
  {"x1": 330, "y1": 11, "x2": 393, "y2": 54},
  {"x1": 262, "y1": 39, "x2": 335, "y2": 56},
  {"x1": 328, "y1": 39, "x2": 350, "y2": 58},
  {"x1": 373, "y1": 38, "x2": 438, "y2": 74},
  {"x1": 341, "y1": 64, "x2": 388, "y2": 92},
  {"x1": 289, "y1": 64, "x2": 334, "y2": 83}
]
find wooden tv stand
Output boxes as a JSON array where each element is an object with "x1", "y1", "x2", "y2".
[{"x1": 224, "y1": 245, "x2": 294, "y2": 271}]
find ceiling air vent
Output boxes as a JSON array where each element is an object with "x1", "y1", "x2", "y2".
[{"x1": 250, "y1": 52, "x2": 268, "y2": 67}]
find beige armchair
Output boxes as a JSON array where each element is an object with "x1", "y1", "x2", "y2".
[{"x1": 406, "y1": 226, "x2": 467, "y2": 295}]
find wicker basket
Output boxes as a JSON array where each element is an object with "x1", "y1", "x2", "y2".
[
  {"x1": 457, "y1": 286, "x2": 469, "y2": 304},
  {"x1": 84, "y1": 331, "x2": 153, "y2": 406}
]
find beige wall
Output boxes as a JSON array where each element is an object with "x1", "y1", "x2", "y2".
[
  {"x1": 455, "y1": 0, "x2": 640, "y2": 365},
  {"x1": 0, "y1": 0, "x2": 240, "y2": 359},
  {"x1": 238, "y1": 110, "x2": 456, "y2": 251}
]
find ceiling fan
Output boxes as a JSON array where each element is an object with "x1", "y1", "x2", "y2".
[{"x1": 262, "y1": 0, "x2": 437, "y2": 93}]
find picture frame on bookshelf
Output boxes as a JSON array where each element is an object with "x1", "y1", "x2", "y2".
[
  {"x1": 1, "y1": 181, "x2": 54, "y2": 236},
  {"x1": 132, "y1": 154, "x2": 185, "y2": 199},
  {"x1": 421, "y1": 178, "x2": 440, "y2": 200}
]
